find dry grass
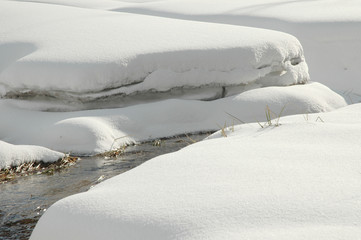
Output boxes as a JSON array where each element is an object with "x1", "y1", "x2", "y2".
[
  {"x1": 0, "y1": 155, "x2": 78, "y2": 183},
  {"x1": 96, "y1": 145, "x2": 127, "y2": 158},
  {"x1": 216, "y1": 122, "x2": 229, "y2": 137},
  {"x1": 258, "y1": 105, "x2": 286, "y2": 128},
  {"x1": 315, "y1": 116, "x2": 325, "y2": 122},
  {"x1": 0, "y1": 133, "x2": 209, "y2": 183}
]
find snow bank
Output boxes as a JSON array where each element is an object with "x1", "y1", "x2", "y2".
[
  {"x1": 0, "y1": 0, "x2": 309, "y2": 107},
  {"x1": 6, "y1": 0, "x2": 359, "y2": 99},
  {"x1": 105, "y1": 0, "x2": 361, "y2": 99},
  {"x1": 30, "y1": 103, "x2": 361, "y2": 240},
  {"x1": 0, "y1": 83, "x2": 346, "y2": 155},
  {"x1": 0, "y1": 141, "x2": 64, "y2": 169}
]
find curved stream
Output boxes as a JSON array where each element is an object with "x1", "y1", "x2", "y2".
[{"x1": 0, "y1": 134, "x2": 208, "y2": 240}]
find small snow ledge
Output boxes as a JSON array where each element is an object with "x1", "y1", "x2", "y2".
[
  {"x1": 0, "y1": 141, "x2": 64, "y2": 169},
  {"x1": 0, "y1": 1, "x2": 309, "y2": 108}
]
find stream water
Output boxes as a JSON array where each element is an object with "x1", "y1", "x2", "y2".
[{"x1": 0, "y1": 134, "x2": 208, "y2": 240}]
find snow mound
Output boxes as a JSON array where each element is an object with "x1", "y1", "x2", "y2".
[
  {"x1": 0, "y1": 141, "x2": 64, "y2": 169},
  {"x1": 30, "y1": 103, "x2": 361, "y2": 240},
  {"x1": 106, "y1": 0, "x2": 361, "y2": 99},
  {"x1": 0, "y1": 1, "x2": 308, "y2": 108},
  {"x1": 0, "y1": 83, "x2": 346, "y2": 155}
]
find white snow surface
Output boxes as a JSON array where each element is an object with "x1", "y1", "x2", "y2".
[
  {"x1": 24, "y1": 0, "x2": 361, "y2": 22},
  {"x1": 31, "y1": 103, "x2": 361, "y2": 240},
  {"x1": 45, "y1": 0, "x2": 360, "y2": 100},
  {"x1": 0, "y1": 141, "x2": 64, "y2": 169},
  {"x1": 0, "y1": 0, "x2": 308, "y2": 106},
  {"x1": 112, "y1": 0, "x2": 361, "y2": 99},
  {"x1": 0, "y1": 83, "x2": 346, "y2": 156},
  {"x1": 0, "y1": 1, "x2": 359, "y2": 237}
]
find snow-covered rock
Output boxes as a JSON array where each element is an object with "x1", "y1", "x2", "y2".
[
  {"x1": 101, "y1": 0, "x2": 361, "y2": 100},
  {"x1": 30, "y1": 103, "x2": 361, "y2": 240},
  {"x1": 0, "y1": 141, "x2": 64, "y2": 169},
  {"x1": 0, "y1": 0, "x2": 309, "y2": 108},
  {"x1": 0, "y1": 83, "x2": 346, "y2": 155}
]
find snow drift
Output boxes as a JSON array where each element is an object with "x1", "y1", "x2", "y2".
[
  {"x1": 30, "y1": 103, "x2": 361, "y2": 240},
  {"x1": 0, "y1": 83, "x2": 346, "y2": 156},
  {"x1": 105, "y1": 0, "x2": 361, "y2": 99},
  {"x1": 0, "y1": 1, "x2": 309, "y2": 108}
]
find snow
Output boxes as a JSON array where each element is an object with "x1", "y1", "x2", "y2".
[
  {"x1": 0, "y1": 83, "x2": 346, "y2": 156},
  {"x1": 24, "y1": 0, "x2": 361, "y2": 22},
  {"x1": 0, "y1": 0, "x2": 308, "y2": 107},
  {"x1": 102, "y1": 0, "x2": 361, "y2": 99},
  {"x1": 0, "y1": 141, "x2": 64, "y2": 170},
  {"x1": 0, "y1": 0, "x2": 360, "y2": 238},
  {"x1": 9, "y1": 0, "x2": 360, "y2": 98},
  {"x1": 30, "y1": 103, "x2": 361, "y2": 240},
  {"x1": 107, "y1": 0, "x2": 361, "y2": 22}
]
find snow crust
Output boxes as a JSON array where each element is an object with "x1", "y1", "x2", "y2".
[
  {"x1": 0, "y1": 141, "x2": 64, "y2": 169},
  {"x1": 0, "y1": 0, "x2": 309, "y2": 107},
  {"x1": 30, "y1": 103, "x2": 361, "y2": 240},
  {"x1": 0, "y1": 83, "x2": 346, "y2": 156}
]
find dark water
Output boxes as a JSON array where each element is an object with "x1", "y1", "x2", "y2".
[{"x1": 0, "y1": 134, "x2": 208, "y2": 240}]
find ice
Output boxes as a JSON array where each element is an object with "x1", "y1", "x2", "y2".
[{"x1": 30, "y1": 103, "x2": 361, "y2": 240}]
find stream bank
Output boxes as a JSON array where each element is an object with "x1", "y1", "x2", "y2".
[{"x1": 0, "y1": 133, "x2": 209, "y2": 240}]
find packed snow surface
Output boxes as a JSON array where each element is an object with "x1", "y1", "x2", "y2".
[
  {"x1": 0, "y1": 0, "x2": 308, "y2": 107},
  {"x1": 31, "y1": 103, "x2": 361, "y2": 240},
  {"x1": 0, "y1": 141, "x2": 64, "y2": 169},
  {"x1": 0, "y1": 83, "x2": 346, "y2": 156}
]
